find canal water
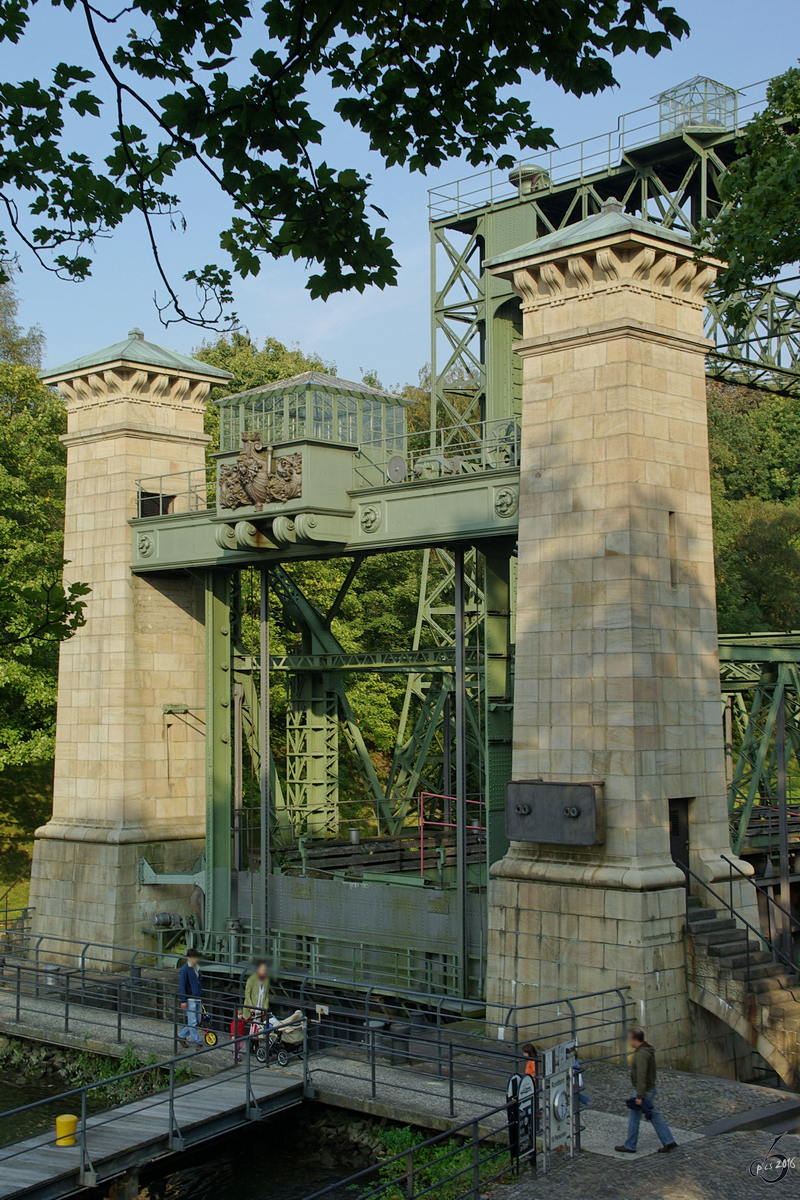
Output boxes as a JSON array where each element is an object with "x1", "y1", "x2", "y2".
[
  {"x1": 140, "y1": 1114, "x2": 357, "y2": 1199},
  {"x1": 0, "y1": 1076, "x2": 69, "y2": 1144}
]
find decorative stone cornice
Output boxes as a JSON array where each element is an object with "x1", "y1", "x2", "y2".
[
  {"x1": 60, "y1": 422, "x2": 211, "y2": 448},
  {"x1": 55, "y1": 366, "x2": 211, "y2": 413},
  {"x1": 499, "y1": 233, "x2": 718, "y2": 312}
]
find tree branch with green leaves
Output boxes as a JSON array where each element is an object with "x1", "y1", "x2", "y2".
[
  {"x1": 702, "y1": 63, "x2": 800, "y2": 327},
  {"x1": 0, "y1": 0, "x2": 688, "y2": 326}
]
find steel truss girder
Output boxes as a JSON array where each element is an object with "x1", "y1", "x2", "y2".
[
  {"x1": 431, "y1": 125, "x2": 800, "y2": 440},
  {"x1": 387, "y1": 548, "x2": 485, "y2": 826},
  {"x1": 721, "y1": 659, "x2": 800, "y2": 854}
]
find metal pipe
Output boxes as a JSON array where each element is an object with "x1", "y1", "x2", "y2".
[
  {"x1": 259, "y1": 567, "x2": 270, "y2": 954},
  {"x1": 168, "y1": 1059, "x2": 176, "y2": 1150},
  {"x1": 778, "y1": 686, "x2": 793, "y2": 961},
  {"x1": 245, "y1": 1028, "x2": 252, "y2": 1119},
  {"x1": 443, "y1": 693, "x2": 452, "y2": 820},
  {"x1": 233, "y1": 681, "x2": 244, "y2": 874},
  {"x1": 471, "y1": 1120, "x2": 480, "y2": 1198},
  {"x1": 454, "y1": 548, "x2": 468, "y2": 997},
  {"x1": 79, "y1": 1089, "x2": 88, "y2": 1184},
  {"x1": 724, "y1": 694, "x2": 733, "y2": 786}
]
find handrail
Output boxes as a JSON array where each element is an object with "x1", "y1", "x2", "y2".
[
  {"x1": 301, "y1": 1098, "x2": 518, "y2": 1200},
  {"x1": 676, "y1": 859, "x2": 798, "y2": 986},
  {"x1": 0, "y1": 1018, "x2": 307, "y2": 1186},
  {"x1": 497, "y1": 986, "x2": 631, "y2": 1024},
  {"x1": 721, "y1": 853, "x2": 800, "y2": 934},
  {"x1": 0, "y1": 869, "x2": 29, "y2": 908},
  {"x1": 3, "y1": 924, "x2": 634, "y2": 1040}
]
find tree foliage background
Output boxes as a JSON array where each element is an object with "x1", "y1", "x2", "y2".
[
  {"x1": 706, "y1": 63, "x2": 800, "y2": 313},
  {"x1": 0, "y1": 279, "x2": 89, "y2": 891}
]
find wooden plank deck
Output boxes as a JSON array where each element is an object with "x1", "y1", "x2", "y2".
[{"x1": 0, "y1": 1064, "x2": 304, "y2": 1200}]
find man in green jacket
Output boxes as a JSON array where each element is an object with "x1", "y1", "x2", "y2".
[
  {"x1": 243, "y1": 959, "x2": 270, "y2": 1020},
  {"x1": 615, "y1": 1028, "x2": 677, "y2": 1154}
]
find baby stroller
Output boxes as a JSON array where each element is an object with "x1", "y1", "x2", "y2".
[{"x1": 252, "y1": 1009, "x2": 304, "y2": 1067}]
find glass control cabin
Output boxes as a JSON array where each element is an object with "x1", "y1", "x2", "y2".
[{"x1": 216, "y1": 371, "x2": 409, "y2": 454}]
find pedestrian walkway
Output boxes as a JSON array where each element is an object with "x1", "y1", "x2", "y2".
[
  {"x1": 0, "y1": 981, "x2": 231, "y2": 1075},
  {"x1": 486, "y1": 1128, "x2": 800, "y2": 1200}
]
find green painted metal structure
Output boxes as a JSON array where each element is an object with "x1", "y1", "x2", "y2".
[
  {"x1": 719, "y1": 635, "x2": 800, "y2": 857},
  {"x1": 130, "y1": 73, "x2": 800, "y2": 996}
]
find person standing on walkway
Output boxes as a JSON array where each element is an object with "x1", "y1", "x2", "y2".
[
  {"x1": 615, "y1": 1027, "x2": 677, "y2": 1154},
  {"x1": 243, "y1": 959, "x2": 270, "y2": 1019},
  {"x1": 177, "y1": 947, "x2": 203, "y2": 1050}
]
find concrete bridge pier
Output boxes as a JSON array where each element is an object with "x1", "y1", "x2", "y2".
[{"x1": 484, "y1": 202, "x2": 757, "y2": 1073}]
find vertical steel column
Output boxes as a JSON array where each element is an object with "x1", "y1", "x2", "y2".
[
  {"x1": 777, "y1": 686, "x2": 792, "y2": 959},
  {"x1": 454, "y1": 548, "x2": 468, "y2": 995},
  {"x1": 484, "y1": 552, "x2": 513, "y2": 870},
  {"x1": 443, "y1": 694, "x2": 452, "y2": 821},
  {"x1": 205, "y1": 571, "x2": 233, "y2": 933},
  {"x1": 233, "y1": 683, "x2": 243, "y2": 873},
  {"x1": 260, "y1": 568, "x2": 270, "y2": 955},
  {"x1": 724, "y1": 694, "x2": 734, "y2": 786}
]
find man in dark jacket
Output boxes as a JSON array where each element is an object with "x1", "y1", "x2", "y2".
[
  {"x1": 615, "y1": 1027, "x2": 677, "y2": 1154},
  {"x1": 177, "y1": 947, "x2": 203, "y2": 1049}
]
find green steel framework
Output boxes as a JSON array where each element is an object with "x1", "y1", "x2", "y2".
[{"x1": 135, "y1": 73, "x2": 800, "y2": 990}]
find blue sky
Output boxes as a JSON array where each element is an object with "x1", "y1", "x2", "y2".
[{"x1": 7, "y1": 2, "x2": 799, "y2": 387}]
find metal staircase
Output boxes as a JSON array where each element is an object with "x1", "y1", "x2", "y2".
[{"x1": 684, "y1": 889, "x2": 800, "y2": 1089}]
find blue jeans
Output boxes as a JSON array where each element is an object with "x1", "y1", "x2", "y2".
[
  {"x1": 179, "y1": 997, "x2": 203, "y2": 1046},
  {"x1": 624, "y1": 1088, "x2": 674, "y2": 1151}
]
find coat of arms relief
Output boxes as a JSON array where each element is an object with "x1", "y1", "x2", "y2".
[{"x1": 218, "y1": 434, "x2": 302, "y2": 509}]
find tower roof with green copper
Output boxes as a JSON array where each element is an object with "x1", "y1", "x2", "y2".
[
  {"x1": 41, "y1": 328, "x2": 233, "y2": 383},
  {"x1": 484, "y1": 199, "x2": 696, "y2": 269}
]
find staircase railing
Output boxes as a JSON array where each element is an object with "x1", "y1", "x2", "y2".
[
  {"x1": 721, "y1": 853, "x2": 800, "y2": 956},
  {"x1": 675, "y1": 860, "x2": 799, "y2": 992}
]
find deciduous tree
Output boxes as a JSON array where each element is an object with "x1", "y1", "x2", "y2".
[
  {"x1": 0, "y1": 1, "x2": 688, "y2": 325},
  {"x1": 705, "y1": 64, "x2": 800, "y2": 315}
]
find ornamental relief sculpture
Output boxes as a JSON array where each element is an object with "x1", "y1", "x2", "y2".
[{"x1": 219, "y1": 433, "x2": 302, "y2": 509}]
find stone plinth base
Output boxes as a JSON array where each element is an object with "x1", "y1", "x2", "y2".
[
  {"x1": 29, "y1": 833, "x2": 204, "y2": 964},
  {"x1": 487, "y1": 865, "x2": 694, "y2": 1064}
]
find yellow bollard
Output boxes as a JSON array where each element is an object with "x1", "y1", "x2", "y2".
[{"x1": 55, "y1": 1114, "x2": 78, "y2": 1146}]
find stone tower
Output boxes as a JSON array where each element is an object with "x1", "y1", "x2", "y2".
[
  {"x1": 483, "y1": 203, "x2": 754, "y2": 1067},
  {"x1": 28, "y1": 330, "x2": 230, "y2": 958}
]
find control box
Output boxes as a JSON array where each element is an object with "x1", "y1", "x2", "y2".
[{"x1": 505, "y1": 780, "x2": 604, "y2": 845}]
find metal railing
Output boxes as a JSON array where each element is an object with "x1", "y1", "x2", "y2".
[
  {"x1": 302, "y1": 1099, "x2": 526, "y2": 1200},
  {"x1": 417, "y1": 793, "x2": 485, "y2": 879},
  {"x1": 352, "y1": 420, "x2": 520, "y2": 490},
  {"x1": 135, "y1": 467, "x2": 216, "y2": 515},
  {"x1": 0, "y1": 926, "x2": 633, "y2": 1057},
  {"x1": 0, "y1": 957, "x2": 250, "y2": 1059},
  {"x1": 0, "y1": 869, "x2": 31, "y2": 925},
  {"x1": 721, "y1": 853, "x2": 800, "y2": 960},
  {"x1": 677, "y1": 859, "x2": 799, "y2": 991},
  {"x1": 489, "y1": 986, "x2": 631, "y2": 1062},
  {"x1": 295, "y1": 981, "x2": 629, "y2": 1129},
  {"x1": 0, "y1": 925, "x2": 486, "y2": 1011},
  {"x1": 428, "y1": 77, "x2": 771, "y2": 221},
  {"x1": 0, "y1": 1025, "x2": 307, "y2": 1186},
  {"x1": 0, "y1": 904, "x2": 33, "y2": 939}
]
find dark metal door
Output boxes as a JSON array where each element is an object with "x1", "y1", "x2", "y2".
[{"x1": 669, "y1": 798, "x2": 690, "y2": 868}]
